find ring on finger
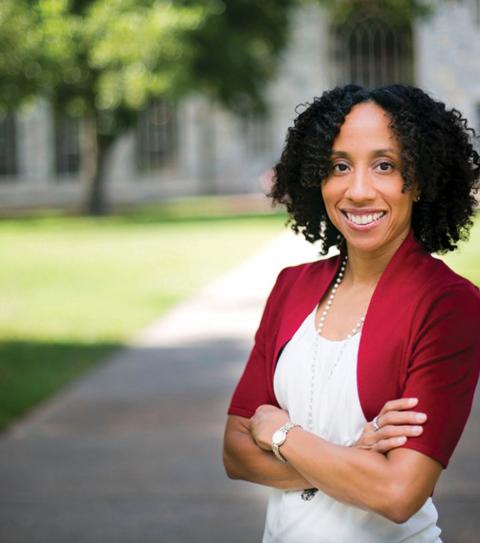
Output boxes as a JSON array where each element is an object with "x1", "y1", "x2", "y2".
[{"x1": 372, "y1": 415, "x2": 381, "y2": 432}]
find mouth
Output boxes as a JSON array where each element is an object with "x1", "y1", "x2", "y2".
[{"x1": 340, "y1": 209, "x2": 387, "y2": 230}]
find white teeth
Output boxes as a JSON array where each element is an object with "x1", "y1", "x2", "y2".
[{"x1": 346, "y1": 211, "x2": 385, "y2": 225}]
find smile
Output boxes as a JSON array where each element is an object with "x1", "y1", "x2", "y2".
[
  {"x1": 345, "y1": 211, "x2": 386, "y2": 225},
  {"x1": 341, "y1": 210, "x2": 387, "y2": 229}
]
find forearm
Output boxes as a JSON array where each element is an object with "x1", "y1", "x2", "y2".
[
  {"x1": 282, "y1": 428, "x2": 432, "y2": 522},
  {"x1": 223, "y1": 420, "x2": 313, "y2": 490}
]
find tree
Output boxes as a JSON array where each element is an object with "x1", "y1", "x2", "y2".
[
  {"x1": 316, "y1": 0, "x2": 434, "y2": 26},
  {"x1": 0, "y1": 1, "x2": 42, "y2": 112},
  {"x1": 0, "y1": 0, "x2": 297, "y2": 215}
]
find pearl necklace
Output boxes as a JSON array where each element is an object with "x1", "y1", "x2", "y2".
[{"x1": 301, "y1": 255, "x2": 365, "y2": 502}]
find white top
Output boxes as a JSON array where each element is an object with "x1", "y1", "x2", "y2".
[{"x1": 263, "y1": 308, "x2": 442, "y2": 543}]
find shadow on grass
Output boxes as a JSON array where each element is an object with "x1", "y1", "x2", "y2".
[
  {"x1": 114, "y1": 210, "x2": 287, "y2": 226},
  {"x1": 0, "y1": 210, "x2": 287, "y2": 228},
  {"x1": 0, "y1": 194, "x2": 288, "y2": 228},
  {"x1": 0, "y1": 335, "x2": 477, "y2": 542},
  {"x1": 0, "y1": 340, "x2": 120, "y2": 433}
]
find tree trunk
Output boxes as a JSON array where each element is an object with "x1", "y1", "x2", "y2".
[
  {"x1": 80, "y1": 115, "x2": 114, "y2": 216},
  {"x1": 198, "y1": 99, "x2": 217, "y2": 194}
]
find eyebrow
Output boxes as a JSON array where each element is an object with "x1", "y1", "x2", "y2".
[{"x1": 331, "y1": 148, "x2": 398, "y2": 158}]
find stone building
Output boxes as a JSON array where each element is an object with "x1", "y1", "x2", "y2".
[{"x1": 1, "y1": 0, "x2": 479, "y2": 210}]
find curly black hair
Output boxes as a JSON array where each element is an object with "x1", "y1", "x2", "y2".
[{"x1": 270, "y1": 84, "x2": 480, "y2": 254}]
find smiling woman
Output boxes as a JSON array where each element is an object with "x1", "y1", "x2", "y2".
[
  {"x1": 223, "y1": 85, "x2": 480, "y2": 542},
  {"x1": 321, "y1": 102, "x2": 417, "y2": 259}
]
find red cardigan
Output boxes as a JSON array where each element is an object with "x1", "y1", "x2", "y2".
[{"x1": 228, "y1": 230, "x2": 480, "y2": 468}]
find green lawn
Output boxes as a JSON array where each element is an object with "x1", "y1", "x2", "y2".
[
  {"x1": 0, "y1": 200, "x2": 478, "y2": 433},
  {"x1": 441, "y1": 217, "x2": 480, "y2": 286},
  {"x1": 0, "y1": 200, "x2": 286, "y2": 431}
]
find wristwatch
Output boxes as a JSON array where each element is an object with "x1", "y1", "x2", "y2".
[{"x1": 271, "y1": 421, "x2": 301, "y2": 463}]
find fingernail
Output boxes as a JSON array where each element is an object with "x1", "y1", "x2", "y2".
[
  {"x1": 395, "y1": 436, "x2": 407, "y2": 444},
  {"x1": 408, "y1": 398, "x2": 418, "y2": 404},
  {"x1": 415, "y1": 413, "x2": 427, "y2": 422},
  {"x1": 413, "y1": 426, "x2": 423, "y2": 433}
]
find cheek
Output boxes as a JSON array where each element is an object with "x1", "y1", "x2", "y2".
[
  {"x1": 321, "y1": 182, "x2": 336, "y2": 209},
  {"x1": 396, "y1": 190, "x2": 414, "y2": 211},
  {"x1": 391, "y1": 195, "x2": 414, "y2": 224},
  {"x1": 321, "y1": 186, "x2": 341, "y2": 226}
]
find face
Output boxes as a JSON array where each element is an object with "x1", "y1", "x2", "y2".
[{"x1": 321, "y1": 101, "x2": 416, "y2": 257}]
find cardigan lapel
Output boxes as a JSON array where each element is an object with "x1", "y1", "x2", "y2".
[
  {"x1": 268, "y1": 229, "x2": 426, "y2": 418},
  {"x1": 271, "y1": 252, "x2": 343, "y2": 382},
  {"x1": 357, "y1": 229, "x2": 426, "y2": 421}
]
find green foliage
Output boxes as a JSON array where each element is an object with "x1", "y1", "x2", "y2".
[
  {"x1": 317, "y1": 0, "x2": 434, "y2": 26},
  {"x1": 0, "y1": 1, "x2": 42, "y2": 111},
  {"x1": 88, "y1": 2, "x2": 200, "y2": 109},
  {"x1": 177, "y1": 0, "x2": 297, "y2": 114},
  {"x1": 32, "y1": 0, "x2": 206, "y2": 133},
  {"x1": 1, "y1": 0, "x2": 299, "y2": 126}
]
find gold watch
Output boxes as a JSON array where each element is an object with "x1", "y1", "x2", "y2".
[{"x1": 271, "y1": 422, "x2": 301, "y2": 463}]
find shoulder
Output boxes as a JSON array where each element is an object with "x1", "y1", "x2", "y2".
[
  {"x1": 365, "y1": 239, "x2": 479, "y2": 350},
  {"x1": 414, "y1": 253, "x2": 480, "y2": 311},
  {"x1": 265, "y1": 255, "x2": 340, "y2": 310},
  {"x1": 387, "y1": 231, "x2": 479, "y2": 305},
  {"x1": 408, "y1": 254, "x2": 480, "y2": 343},
  {"x1": 275, "y1": 254, "x2": 340, "y2": 287}
]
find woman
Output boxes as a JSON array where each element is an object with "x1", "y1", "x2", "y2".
[{"x1": 223, "y1": 84, "x2": 480, "y2": 542}]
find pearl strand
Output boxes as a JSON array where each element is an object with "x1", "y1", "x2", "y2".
[
  {"x1": 316, "y1": 256, "x2": 365, "y2": 340},
  {"x1": 301, "y1": 255, "x2": 365, "y2": 502}
]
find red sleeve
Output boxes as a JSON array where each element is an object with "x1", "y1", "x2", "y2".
[
  {"x1": 227, "y1": 269, "x2": 287, "y2": 418},
  {"x1": 401, "y1": 284, "x2": 480, "y2": 468}
]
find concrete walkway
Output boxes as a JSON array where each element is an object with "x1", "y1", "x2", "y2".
[{"x1": 0, "y1": 232, "x2": 478, "y2": 543}]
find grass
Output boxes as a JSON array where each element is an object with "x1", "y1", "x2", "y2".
[
  {"x1": 0, "y1": 197, "x2": 286, "y2": 431},
  {"x1": 1, "y1": 198, "x2": 478, "y2": 433},
  {"x1": 440, "y1": 216, "x2": 480, "y2": 286}
]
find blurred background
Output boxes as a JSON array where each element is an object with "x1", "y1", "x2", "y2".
[{"x1": 0, "y1": 1, "x2": 479, "y2": 542}]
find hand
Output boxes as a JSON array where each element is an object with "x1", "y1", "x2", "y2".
[
  {"x1": 250, "y1": 405, "x2": 290, "y2": 451},
  {"x1": 354, "y1": 398, "x2": 427, "y2": 453}
]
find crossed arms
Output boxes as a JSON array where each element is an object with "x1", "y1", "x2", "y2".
[{"x1": 223, "y1": 399, "x2": 442, "y2": 524}]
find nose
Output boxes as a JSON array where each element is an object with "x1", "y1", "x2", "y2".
[{"x1": 344, "y1": 166, "x2": 376, "y2": 202}]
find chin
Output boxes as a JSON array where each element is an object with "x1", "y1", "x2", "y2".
[
  {"x1": 344, "y1": 236, "x2": 386, "y2": 254},
  {"x1": 340, "y1": 226, "x2": 408, "y2": 256}
]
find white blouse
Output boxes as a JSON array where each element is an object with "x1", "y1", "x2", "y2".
[{"x1": 263, "y1": 308, "x2": 442, "y2": 543}]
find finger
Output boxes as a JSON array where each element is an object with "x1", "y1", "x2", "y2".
[
  {"x1": 379, "y1": 411, "x2": 427, "y2": 427},
  {"x1": 378, "y1": 397, "x2": 418, "y2": 416},
  {"x1": 361, "y1": 424, "x2": 422, "y2": 448},
  {"x1": 372, "y1": 436, "x2": 407, "y2": 454},
  {"x1": 375, "y1": 424, "x2": 423, "y2": 439}
]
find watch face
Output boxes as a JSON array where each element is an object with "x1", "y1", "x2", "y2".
[{"x1": 272, "y1": 429, "x2": 286, "y2": 446}]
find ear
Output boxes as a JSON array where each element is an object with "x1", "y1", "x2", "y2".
[{"x1": 412, "y1": 185, "x2": 421, "y2": 202}]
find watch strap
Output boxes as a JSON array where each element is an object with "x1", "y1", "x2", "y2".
[{"x1": 272, "y1": 422, "x2": 301, "y2": 463}]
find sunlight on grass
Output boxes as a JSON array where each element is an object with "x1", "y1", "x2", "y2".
[
  {"x1": 0, "y1": 202, "x2": 477, "y2": 432},
  {"x1": 0, "y1": 213, "x2": 285, "y2": 343},
  {"x1": 441, "y1": 214, "x2": 480, "y2": 286},
  {"x1": 0, "y1": 207, "x2": 285, "y2": 430}
]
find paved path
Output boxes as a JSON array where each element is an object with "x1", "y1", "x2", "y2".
[{"x1": 0, "y1": 232, "x2": 478, "y2": 542}]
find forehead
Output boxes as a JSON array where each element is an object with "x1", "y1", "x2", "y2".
[{"x1": 332, "y1": 102, "x2": 400, "y2": 152}]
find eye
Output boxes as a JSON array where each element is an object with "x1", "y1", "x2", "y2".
[
  {"x1": 331, "y1": 162, "x2": 350, "y2": 174},
  {"x1": 375, "y1": 161, "x2": 394, "y2": 173}
]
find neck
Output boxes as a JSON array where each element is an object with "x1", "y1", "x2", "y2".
[{"x1": 343, "y1": 228, "x2": 410, "y2": 288}]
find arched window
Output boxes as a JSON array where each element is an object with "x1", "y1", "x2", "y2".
[
  {"x1": 55, "y1": 115, "x2": 81, "y2": 177},
  {"x1": 136, "y1": 101, "x2": 177, "y2": 172},
  {"x1": 475, "y1": 102, "x2": 480, "y2": 152},
  {"x1": 474, "y1": 0, "x2": 480, "y2": 27},
  {"x1": 0, "y1": 114, "x2": 17, "y2": 178},
  {"x1": 241, "y1": 112, "x2": 272, "y2": 158},
  {"x1": 331, "y1": 10, "x2": 414, "y2": 88}
]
